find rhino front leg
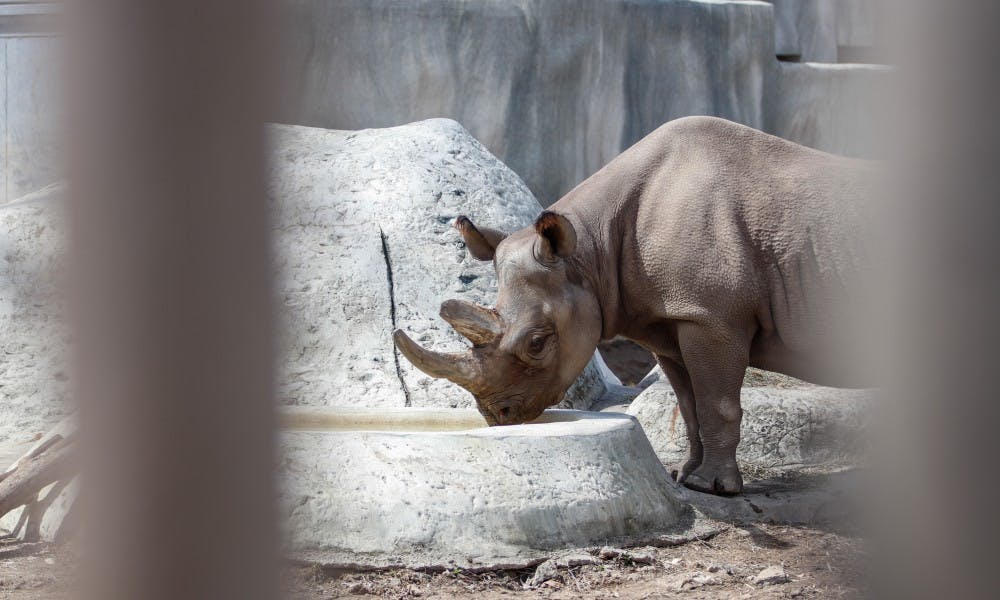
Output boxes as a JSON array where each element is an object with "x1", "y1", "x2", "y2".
[
  {"x1": 655, "y1": 355, "x2": 702, "y2": 483},
  {"x1": 676, "y1": 322, "x2": 749, "y2": 495}
]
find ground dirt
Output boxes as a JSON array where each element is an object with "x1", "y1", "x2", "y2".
[
  {"x1": 0, "y1": 541, "x2": 74, "y2": 599},
  {"x1": 287, "y1": 524, "x2": 866, "y2": 599},
  {"x1": 0, "y1": 523, "x2": 865, "y2": 599}
]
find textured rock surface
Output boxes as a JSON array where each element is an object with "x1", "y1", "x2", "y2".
[
  {"x1": 0, "y1": 184, "x2": 69, "y2": 447},
  {"x1": 268, "y1": 118, "x2": 623, "y2": 410},
  {"x1": 627, "y1": 380, "x2": 874, "y2": 471},
  {"x1": 0, "y1": 121, "x2": 623, "y2": 454},
  {"x1": 279, "y1": 408, "x2": 693, "y2": 569}
]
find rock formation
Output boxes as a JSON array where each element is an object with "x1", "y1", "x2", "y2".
[{"x1": 268, "y1": 118, "x2": 626, "y2": 411}]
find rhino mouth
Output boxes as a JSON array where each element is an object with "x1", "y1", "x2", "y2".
[{"x1": 480, "y1": 394, "x2": 528, "y2": 426}]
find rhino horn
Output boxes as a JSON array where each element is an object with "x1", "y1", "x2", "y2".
[
  {"x1": 392, "y1": 329, "x2": 481, "y2": 389},
  {"x1": 439, "y1": 299, "x2": 503, "y2": 346}
]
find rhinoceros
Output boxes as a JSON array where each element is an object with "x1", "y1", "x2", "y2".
[{"x1": 393, "y1": 116, "x2": 877, "y2": 495}]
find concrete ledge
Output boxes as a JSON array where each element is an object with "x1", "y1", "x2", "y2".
[
  {"x1": 628, "y1": 382, "x2": 874, "y2": 473},
  {"x1": 770, "y1": 0, "x2": 882, "y2": 62},
  {"x1": 0, "y1": 3, "x2": 59, "y2": 37},
  {"x1": 278, "y1": 407, "x2": 695, "y2": 569},
  {"x1": 767, "y1": 61, "x2": 892, "y2": 158}
]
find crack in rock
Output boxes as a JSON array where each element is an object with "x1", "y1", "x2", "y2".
[{"x1": 379, "y1": 227, "x2": 412, "y2": 407}]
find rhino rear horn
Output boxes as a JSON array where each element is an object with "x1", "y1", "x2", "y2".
[
  {"x1": 392, "y1": 329, "x2": 481, "y2": 389},
  {"x1": 439, "y1": 299, "x2": 503, "y2": 345}
]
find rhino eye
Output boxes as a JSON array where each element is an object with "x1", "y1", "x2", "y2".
[{"x1": 527, "y1": 333, "x2": 551, "y2": 357}]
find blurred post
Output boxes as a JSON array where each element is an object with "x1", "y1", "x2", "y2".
[
  {"x1": 64, "y1": 1, "x2": 281, "y2": 598},
  {"x1": 881, "y1": 1, "x2": 1000, "y2": 598}
]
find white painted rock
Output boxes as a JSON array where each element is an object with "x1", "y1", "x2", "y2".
[
  {"x1": 0, "y1": 122, "x2": 625, "y2": 455},
  {"x1": 267, "y1": 119, "x2": 625, "y2": 411},
  {"x1": 628, "y1": 380, "x2": 874, "y2": 472},
  {"x1": 278, "y1": 407, "x2": 692, "y2": 569},
  {"x1": 0, "y1": 184, "x2": 70, "y2": 447}
]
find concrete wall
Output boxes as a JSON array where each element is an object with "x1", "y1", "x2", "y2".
[
  {"x1": 766, "y1": 61, "x2": 891, "y2": 159},
  {"x1": 278, "y1": 0, "x2": 889, "y2": 204},
  {"x1": 280, "y1": 0, "x2": 775, "y2": 205},
  {"x1": 0, "y1": 3, "x2": 60, "y2": 202},
  {"x1": 0, "y1": 1, "x2": 890, "y2": 204},
  {"x1": 769, "y1": 0, "x2": 883, "y2": 62}
]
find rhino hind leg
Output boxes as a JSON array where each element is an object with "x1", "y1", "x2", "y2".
[
  {"x1": 656, "y1": 355, "x2": 702, "y2": 482},
  {"x1": 675, "y1": 322, "x2": 749, "y2": 495}
]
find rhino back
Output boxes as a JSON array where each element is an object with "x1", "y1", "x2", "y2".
[{"x1": 563, "y1": 117, "x2": 877, "y2": 382}]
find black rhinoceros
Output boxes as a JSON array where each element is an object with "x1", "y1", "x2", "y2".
[{"x1": 394, "y1": 116, "x2": 878, "y2": 495}]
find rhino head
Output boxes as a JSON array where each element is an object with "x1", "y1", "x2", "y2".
[{"x1": 392, "y1": 211, "x2": 603, "y2": 425}]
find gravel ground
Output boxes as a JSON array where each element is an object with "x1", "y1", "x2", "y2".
[
  {"x1": 0, "y1": 523, "x2": 866, "y2": 599},
  {"x1": 287, "y1": 524, "x2": 866, "y2": 599}
]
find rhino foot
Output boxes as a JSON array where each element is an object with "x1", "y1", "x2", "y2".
[{"x1": 682, "y1": 462, "x2": 743, "y2": 495}]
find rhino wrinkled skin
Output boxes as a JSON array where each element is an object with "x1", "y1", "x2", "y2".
[{"x1": 394, "y1": 116, "x2": 878, "y2": 495}]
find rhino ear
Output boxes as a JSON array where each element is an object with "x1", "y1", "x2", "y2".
[
  {"x1": 534, "y1": 211, "x2": 577, "y2": 261},
  {"x1": 455, "y1": 216, "x2": 508, "y2": 261}
]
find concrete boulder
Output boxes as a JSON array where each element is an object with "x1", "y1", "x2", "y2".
[
  {"x1": 268, "y1": 118, "x2": 625, "y2": 411},
  {"x1": 0, "y1": 122, "x2": 632, "y2": 543},
  {"x1": 0, "y1": 184, "x2": 69, "y2": 450},
  {"x1": 280, "y1": 408, "x2": 693, "y2": 569},
  {"x1": 0, "y1": 185, "x2": 77, "y2": 542},
  {"x1": 0, "y1": 121, "x2": 624, "y2": 458},
  {"x1": 627, "y1": 378, "x2": 874, "y2": 472}
]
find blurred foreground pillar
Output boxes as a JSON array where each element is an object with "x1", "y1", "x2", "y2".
[
  {"x1": 882, "y1": 1, "x2": 1000, "y2": 598},
  {"x1": 65, "y1": 1, "x2": 280, "y2": 598}
]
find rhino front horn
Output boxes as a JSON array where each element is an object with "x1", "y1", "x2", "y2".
[
  {"x1": 392, "y1": 329, "x2": 480, "y2": 389},
  {"x1": 439, "y1": 299, "x2": 502, "y2": 346}
]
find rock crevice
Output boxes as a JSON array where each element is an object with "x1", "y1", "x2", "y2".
[{"x1": 379, "y1": 226, "x2": 412, "y2": 406}]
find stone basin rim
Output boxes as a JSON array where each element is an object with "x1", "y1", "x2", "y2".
[{"x1": 279, "y1": 406, "x2": 636, "y2": 437}]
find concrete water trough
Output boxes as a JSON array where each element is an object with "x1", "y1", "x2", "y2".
[{"x1": 277, "y1": 407, "x2": 694, "y2": 570}]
